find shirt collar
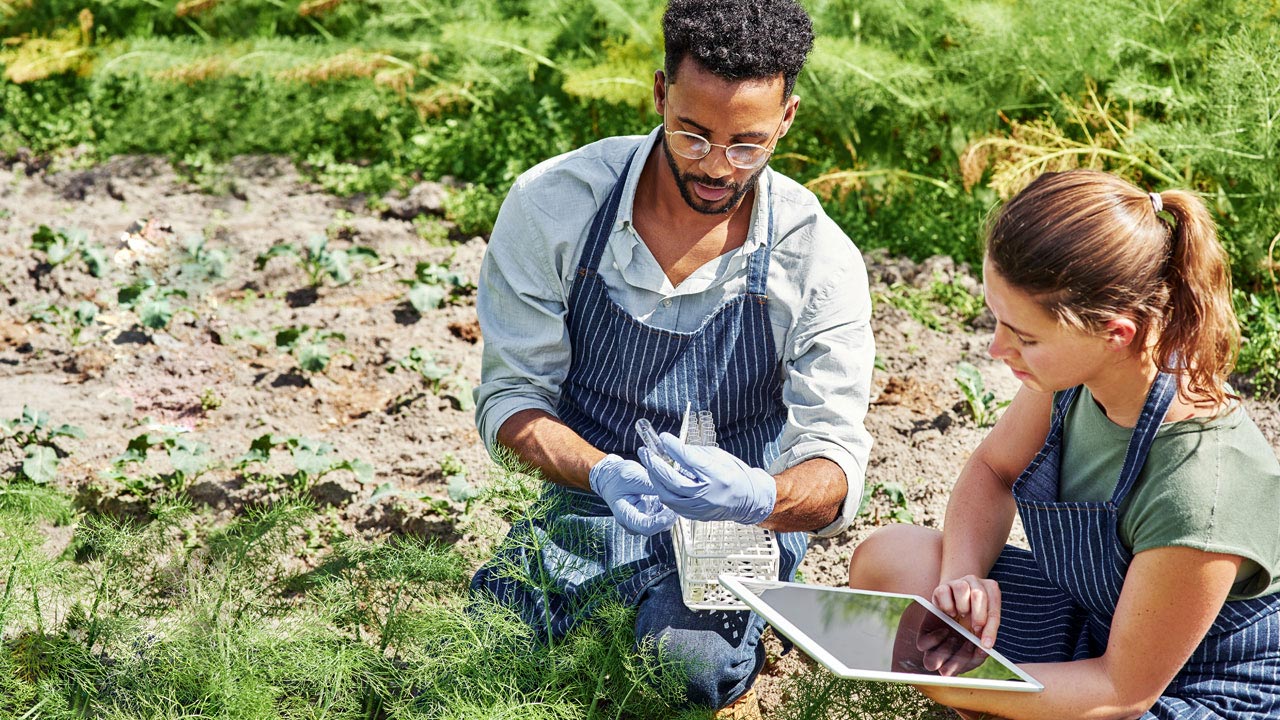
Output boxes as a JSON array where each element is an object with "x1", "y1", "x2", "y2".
[{"x1": 614, "y1": 125, "x2": 772, "y2": 256}]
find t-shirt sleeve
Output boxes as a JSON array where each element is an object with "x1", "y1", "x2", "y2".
[{"x1": 1125, "y1": 415, "x2": 1280, "y2": 598}]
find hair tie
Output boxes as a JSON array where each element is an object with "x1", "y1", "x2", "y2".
[{"x1": 1149, "y1": 192, "x2": 1163, "y2": 214}]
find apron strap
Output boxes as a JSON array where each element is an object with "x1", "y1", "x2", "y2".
[
  {"x1": 1109, "y1": 372, "x2": 1178, "y2": 506},
  {"x1": 744, "y1": 186, "x2": 775, "y2": 297},
  {"x1": 576, "y1": 145, "x2": 641, "y2": 276}
]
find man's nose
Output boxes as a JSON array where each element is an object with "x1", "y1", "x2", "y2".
[{"x1": 698, "y1": 147, "x2": 735, "y2": 180}]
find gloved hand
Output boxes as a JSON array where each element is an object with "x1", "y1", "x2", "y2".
[
  {"x1": 589, "y1": 454, "x2": 677, "y2": 536},
  {"x1": 638, "y1": 433, "x2": 776, "y2": 525}
]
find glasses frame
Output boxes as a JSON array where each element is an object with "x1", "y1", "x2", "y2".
[{"x1": 662, "y1": 114, "x2": 787, "y2": 171}]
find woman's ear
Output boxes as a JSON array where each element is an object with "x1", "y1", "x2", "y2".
[{"x1": 1101, "y1": 317, "x2": 1139, "y2": 351}]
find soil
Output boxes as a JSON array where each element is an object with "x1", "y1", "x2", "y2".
[{"x1": 2, "y1": 157, "x2": 1277, "y2": 717}]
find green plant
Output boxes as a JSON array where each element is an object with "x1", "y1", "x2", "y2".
[
  {"x1": 255, "y1": 236, "x2": 379, "y2": 288},
  {"x1": 117, "y1": 277, "x2": 190, "y2": 330},
  {"x1": 1, "y1": 406, "x2": 84, "y2": 485},
  {"x1": 235, "y1": 434, "x2": 373, "y2": 493},
  {"x1": 100, "y1": 431, "x2": 215, "y2": 495},
  {"x1": 955, "y1": 362, "x2": 1010, "y2": 427},
  {"x1": 442, "y1": 184, "x2": 504, "y2": 238},
  {"x1": 874, "y1": 275, "x2": 984, "y2": 332},
  {"x1": 1236, "y1": 289, "x2": 1280, "y2": 397},
  {"x1": 274, "y1": 324, "x2": 349, "y2": 373},
  {"x1": 26, "y1": 299, "x2": 98, "y2": 345},
  {"x1": 199, "y1": 387, "x2": 223, "y2": 412},
  {"x1": 400, "y1": 259, "x2": 475, "y2": 314},
  {"x1": 176, "y1": 235, "x2": 231, "y2": 284},
  {"x1": 30, "y1": 224, "x2": 108, "y2": 277},
  {"x1": 386, "y1": 346, "x2": 473, "y2": 411},
  {"x1": 857, "y1": 481, "x2": 914, "y2": 524}
]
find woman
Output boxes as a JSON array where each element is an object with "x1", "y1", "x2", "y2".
[{"x1": 848, "y1": 170, "x2": 1280, "y2": 719}]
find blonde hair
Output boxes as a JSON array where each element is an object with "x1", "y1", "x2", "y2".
[{"x1": 985, "y1": 169, "x2": 1239, "y2": 407}]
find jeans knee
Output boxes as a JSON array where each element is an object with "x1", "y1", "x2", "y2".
[{"x1": 637, "y1": 622, "x2": 765, "y2": 709}]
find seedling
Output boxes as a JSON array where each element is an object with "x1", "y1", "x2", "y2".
[
  {"x1": 274, "y1": 325, "x2": 349, "y2": 373},
  {"x1": 255, "y1": 236, "x2": 379, "y2": 287},
  {"x1": 857, "y1": 481, "x2": 914, "y2": 523},
  {"x1": 100, "y1": 431, "x2": 215, "y2": 495},
  {"x1": 26, "y1": 300, "x2": 99, "y2": 345},
  {"x1": 235, "y1": 434, "x2": 373, "y2": 493},
  {"x1": 30, "y1": 225, "x2": 109, "y2": 278},
  {"x1": 1, "y1": 407, "x2": 84, "y2": 484},
  {"x1": 176, "y1": 236, "x2": 231, "y2": 284},
  {"x1": 386, "y1": 346, "x2": 473, "y2": 410},
  {"x1": 400, "y1": 259, "x2": 475, "y2": 314},
  {"x1": 117, "y1": 277, "x2": 190, "y2": 330},
  {"x1": 955, "y1": 361, "x2": 1010, "y2": 427}
]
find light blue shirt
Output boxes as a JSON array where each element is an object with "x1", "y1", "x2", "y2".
[{"x1": 474, "y1": 127, "x2": 875, "y2": 536}]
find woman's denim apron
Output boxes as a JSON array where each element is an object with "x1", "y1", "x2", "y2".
[
  {"x1": 470, "y1": 145, "x2": 808, "y2": 707},
  {"x1": 988, "y1": 372, "x2": 1280, "y2": 718}
]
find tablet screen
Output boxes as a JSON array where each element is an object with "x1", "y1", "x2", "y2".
[{"x1": 723, "y1": 578, "x2": 1041, "y2": 691}]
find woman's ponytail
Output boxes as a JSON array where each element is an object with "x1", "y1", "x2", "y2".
[{"x1": 1154, "y1": 189, "x2": 1239, "y2": 406}]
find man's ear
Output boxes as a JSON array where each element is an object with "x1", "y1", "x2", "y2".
[
  {"x1": 780, "y1": 94, "x2": 800, "y2": 138},
  {"x1": 1102, "y1": 317, "x2": 1139, "y2": 351},
  {"x1": 653, "y1": 70, "x2": 667, "y2": 116}
]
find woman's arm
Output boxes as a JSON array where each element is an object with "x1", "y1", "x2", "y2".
[
  {"x1": 933, "y1": 386, "x2": 1053, "y2": 645},
  {"x1": 923, "y1": 546, "x2": 1242, "y2": 720}
]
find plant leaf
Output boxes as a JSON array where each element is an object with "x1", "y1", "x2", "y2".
[{"x1": 22, "y1": 445, "x2": 59, "y2": 484}]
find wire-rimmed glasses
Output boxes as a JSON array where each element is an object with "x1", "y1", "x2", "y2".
[{"x1": 663, "y1": 116, "x2": 785, "y2": 170}]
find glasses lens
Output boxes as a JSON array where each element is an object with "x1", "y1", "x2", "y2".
[
  {"x1": 668, "y1": 131, "x2": 710, "y2": 160},
  {"x1": 725, "y1": 144, "x2": 770, "y2": 169}
]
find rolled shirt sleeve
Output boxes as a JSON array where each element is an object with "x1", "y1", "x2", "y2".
[
  {"x1": 768, "y1": 214, "x2": 875, "y2": 538},
  {"x1": 473, "y1": 180, "x2": 574, "y2": 455}
]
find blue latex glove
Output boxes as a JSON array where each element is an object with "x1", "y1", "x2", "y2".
[
  {"x1": 589, "y1": 454, "x2": 677, "y2": 536},
  {"x1": 638, "y1": 433, "x2": 776, "y2": 525}
]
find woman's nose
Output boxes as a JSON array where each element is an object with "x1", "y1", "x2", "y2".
[{"x1": 988, "y1": 326, "x2": 1014, "y2": 360}]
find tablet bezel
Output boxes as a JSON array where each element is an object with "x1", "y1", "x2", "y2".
[{"x1": 719, "y1": 575, "x2": 1044, "y2": 693}]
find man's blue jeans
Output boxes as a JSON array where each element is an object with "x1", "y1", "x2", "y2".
[{"x1": 634, "y1": 572, "x2": 768, "y2": 710}]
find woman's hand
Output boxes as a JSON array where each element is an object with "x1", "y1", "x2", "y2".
[{"x1": 932, "y1": 575, "x2": 1001, "y2": 650}]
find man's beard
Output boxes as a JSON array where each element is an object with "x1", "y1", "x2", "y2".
[{"x1": 662, "y1": 140, "x2": 766, "y2": 216}]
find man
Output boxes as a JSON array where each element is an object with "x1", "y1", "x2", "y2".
[{"x1": 470, "y1": 0, "x2": 874, "y2": 711}]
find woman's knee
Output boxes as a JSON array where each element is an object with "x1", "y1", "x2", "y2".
[{"x1": 848, "y1": 523, "x2": 941, "y2": 592}]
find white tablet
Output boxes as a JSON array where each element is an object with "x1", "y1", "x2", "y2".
[{"x1": 719, "y1": 575, "x2": 1043, "y2": 692}]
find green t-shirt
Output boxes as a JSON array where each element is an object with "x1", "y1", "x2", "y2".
[{"x1": 1058, "y1": 387, "x2": 1280, "y2": 600}]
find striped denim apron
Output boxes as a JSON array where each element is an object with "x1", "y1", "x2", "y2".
[
  {"x1": 988, "y1": 373, "x2": 1280, "y2": 718},
  {"x1": 470, "y1": 145, "x2": 806, "y2": 642}
]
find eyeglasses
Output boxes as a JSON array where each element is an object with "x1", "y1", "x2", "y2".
[{"x1": 663, "y1": 116, "x2": 785, "y2": 170}]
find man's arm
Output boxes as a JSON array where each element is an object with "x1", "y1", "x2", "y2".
[
  {"x1": 768, "y1": 227, "x2": 876, "y2": 536},
  {"x1": 496, "y1": 408, "x2": 604, "y2": 491}
]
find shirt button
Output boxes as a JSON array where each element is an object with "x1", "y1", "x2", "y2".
[{"x1": 662, "y1": 299, "x2": 673, "y2": 307}]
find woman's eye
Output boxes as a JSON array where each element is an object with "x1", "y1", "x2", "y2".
[{"x1": 1016, "y1": 335, "x2": 1036, "y2": 346}]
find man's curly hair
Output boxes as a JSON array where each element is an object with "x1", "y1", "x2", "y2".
[{"x1": 663, "y1": 0, "x2": 814, "y2": 100}]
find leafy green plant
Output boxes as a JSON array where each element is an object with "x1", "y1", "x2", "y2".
[
  {"x1": 1, "y1": 406, "x2": 84, "y2": 485},
  {"x1": 386, "y1": 346, "x2": 473, "y2": 411},
  {"x1": 955, "y1": 362, "x2": 1010, "y2": 427},
  {"x1": 874, "y1": 275, "x2": 984, "y2": 332},
  {"x1": 30, "y1": 225, "x2": 108, "y2": 277},
  {"x1": 857, "y1": 481, "x2": 914, "y2": 524},
  {"x1": 175, "y1": 235, "x2": 232, "y2": 284},
  {"x1": 235, "y1": 434, "x2": 373, "y2": 493},
  {"x1": 275, "y1": 324, "x2": 349, "y2": 373},
  {"x1": 1236, "y1": 289, "x2": 1280, "y2": 397},
  {"x1": 100, "y1": 431, "x2": 215, "y2": 495},
  {"x1": 442, "y1": 184, "x2": 504, "y2": 237},
  {"x1": 255, "y1": 236, "x2": 379, "y2": 287},
  {"x1": 400, "y1": 259, "x2": 475, "y2": 314},
  {"x1": 26, "y1": 299, "x2": 98, "y2": 345},
  {"x1": 116, "y1": 277, "x2": 190, "y2": 330}
]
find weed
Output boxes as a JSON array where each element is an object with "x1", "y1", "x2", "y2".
[
  {"x1": 256, "y1": 236, "x2": 379, "y2": 287},
  {"x1": 874, "y1": 276, "x2": 984, "y2": 332},
  {"x1": 413, "y1": 215, "x2": 452, "y2": 245},
  {"x1": 30, "y1": 224, "x2": 108, "y2": 277},
  {"x1": 198, "y1": 387, "x2": 223, "y2": 412},
  {"x1": 275, "y1": 324, "x2": 349, "y2": 373},
  {"x1": 1236, "y1": 289, "x2": 1280, "y2": 397},
  {"x1": 400, "y1": 259, "x2": 475, "y2": 314},
  {"x1": 442, "y1": 184, "x2": 503, "y2": 238},
  {"x1": 235, "y1": 433, "x2": 373, "y2": 493},
  {"x1": 955, "y1": 362, "x2": 1010, "y2": 427}
]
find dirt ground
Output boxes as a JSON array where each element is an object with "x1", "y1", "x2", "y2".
[{"x1": 2, "y1": 157, "x2": 1278, "y2": 716}]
